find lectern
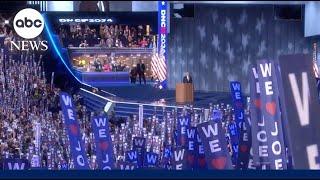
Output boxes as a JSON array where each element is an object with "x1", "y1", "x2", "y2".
[{"x1": 176, "y1": 83, "x2": 194, "y2": 104}]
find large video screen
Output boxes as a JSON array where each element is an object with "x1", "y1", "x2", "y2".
[{"x1": 305, "y1": 2, "x2": 320, "y2": 37}]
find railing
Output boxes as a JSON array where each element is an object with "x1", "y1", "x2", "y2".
[
  {"x1": 68, "y1": 47, "x2": 154, "y2": 55},
  {"x1": 80, "y1": 88, "x2": 202, "y2": 110}
]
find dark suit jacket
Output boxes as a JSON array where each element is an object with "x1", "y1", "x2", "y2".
[
  {"x1": 183, "y1": 75, "x2": 192, "y2": 83},
  {"x1": 137, "y1": 63, "x2": 146, "y2": 73}
]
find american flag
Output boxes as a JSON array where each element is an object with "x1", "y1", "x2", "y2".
[
  {"x1": 151, "y1": 53, "x2": 167, "y2": 82},
  {"x1": 314, "y1": 61, "x2": 319, "y2": 78}
]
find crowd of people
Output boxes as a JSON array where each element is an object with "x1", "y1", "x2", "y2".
[
  {"x1": 0, "y1": 45, "x2": 242, "y2": 169},
  {"x1": 0, "y1": 25, "x2": 240, "y2": 169},
  {"x1": 58, "y1": 23, "x2": 155, "y2": 49}
]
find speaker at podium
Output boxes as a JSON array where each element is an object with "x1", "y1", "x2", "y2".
[{"x1": 175, "y1": 83, "x2": 194, "y2": 104}]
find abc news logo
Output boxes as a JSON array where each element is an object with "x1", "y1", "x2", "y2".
[{"x1": 11, "y1": 8, "x2": 48, "y2": 51}]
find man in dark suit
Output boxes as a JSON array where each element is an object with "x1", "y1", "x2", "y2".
[
  {"x1": 183, "y1": 72, "x2": 192, "y2": 83},
  {"x1": 137, "y1": 60, "x2": 146, "y2": 85}
]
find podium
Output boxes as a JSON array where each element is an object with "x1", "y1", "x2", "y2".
[{"x1": 176, "y1": 83, "x2": 194, "y2": 104}]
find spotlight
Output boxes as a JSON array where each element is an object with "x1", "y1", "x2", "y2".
[{"x1": 4, "y1": 20, "x2": 9, "y2": 24}]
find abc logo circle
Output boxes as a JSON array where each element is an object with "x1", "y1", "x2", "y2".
[{"x1": 13, "y1": 8, "x2": 44, "y2": 39}]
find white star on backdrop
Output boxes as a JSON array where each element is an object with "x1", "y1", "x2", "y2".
[
  {"x1": 241, "y1": 33, "x2": 249, "y2": 50},
  {"x1": 189, "y1": 57, "x2": 194, "y2": 67},
  {"x1": 226, "y1": 43, "x2": 234, "y2": 63},
  {"x1": 255, "y1": 13, "x2": 265, "y2": 34},
  {"x1": 212, "y1": 34, "x2": 220, "y2": 51},
  {"x1": 238, "y1": 9, "x2": 247, "y2": 25},
  {"x1": 242, "y1": 55, "x2": 251, "y2": 75},
  {"x1": 257, "y1": 40, "x2": 266, "y2": 57},
  {"x1": 213, "y1": 61, "x2": 223, "y2": 80},
  {"x1": 201, "y1": 78, "x2": 209, "y2": 91},
  {"x1": 200, "y1": 52, "x2": 207, "y2": 68},
  {"x1": 244, "y1": 82, "x2": 250, "y2": 94},
  {"x1": 197, "y1": 26, "x2": 206, "y2": 42},
  {"x1": 225, "y1": 17, "x2": 233, "y2": 33},
  {"x1": 288, "y1": 42, "x2": 293, "y2": 51},
  {"x1": 227, "y1": 74, "x2": 237, "y2": 82},
  {"x1": 212, "y1": 10, "x2": 218, "y2": 24}
]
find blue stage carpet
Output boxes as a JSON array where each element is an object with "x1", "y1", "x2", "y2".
[{"x1": 100, "y1": 84, "x2": 235, "y2": 109}]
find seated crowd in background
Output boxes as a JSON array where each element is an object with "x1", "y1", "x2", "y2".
[{"x1": 58, "y1": 23, "x2": 155, "y2": 48}]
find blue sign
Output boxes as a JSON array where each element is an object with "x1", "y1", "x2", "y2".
[
  {"x1": 144, "y1": 152, "x2": 159, "y2": 168},
  {"x1": 91, "y1": 116, "x2": 115, "y2": 170},
  {"x1": 158, "y1": 1, "x2": 168, "y2": 88},
  {"x1": 230, "y1": 81, "x2": 245, "y2": 128},
  {"x1": 197, "y1": 120, "x2": 233, "y2": 170},
  {"x1": 176, "y1": 114, "x2": 191, "y2": 147},
  {"x1": 256, "y1": 60, "x2": 287, "y2": 170},
  {"x1": 212, "y1": 110, "x2": 222, "y2": 122},
  {"x1": 3, "y1": 159, "x2": 30, "y2": 170},
  {"x1": 59, "y1": 92, "x2": 90, "y2": 169},
  {"x1": 186, "y1": 127, "x2": 197, "y2": 169}
]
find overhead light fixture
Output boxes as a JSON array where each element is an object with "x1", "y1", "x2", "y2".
[{"x1": 4, "y1": 20, "x2": 9, "y2": 24}]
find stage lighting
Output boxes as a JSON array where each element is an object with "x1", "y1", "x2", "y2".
[{"x1": 4, "y1": 20, "x2": 9, "y2": 24}]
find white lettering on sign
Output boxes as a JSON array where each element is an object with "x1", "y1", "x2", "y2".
[
  {"x1": 272, "y1": 141, "x2": 281, "y2": 155},
  {"x1": 77, "y1": 155, "x2": 85, "y2": 166},
  {"x1": 199, "y1": 144, "x2": 204, "y2": 154},
  {"x1": 265, "y1": 81, "x2": 273, "y2": 95},
  {"x1": 8, "y1": 163, "x2": 25, "y2": 170},
  {"x1": 260, "y1": 63, "x2": 272, "y2": 77},
  {"x1": 257, "y1": 131, "x2": 267, "y2": 142},
  {"x1": 209, "y1": 139, "x2": 222, "y2": 153},
  {"x1": 176, "y1": 164, "x2": 182, "y2": 170},
  {"x1": 259, "y1": 146, "x2": 268, "y2": 157},
  {"x1": 288, "y1": 72, "x2": 310, "y2": 126},
  {"x1": 274, "y1": 159, "x2": 283, "y2": 170},
  {"x1": 127, "y1": 151, "x2": 137, "y2": 160},
  {"x1": 232, "y1": 83, "x2": 241, "y2": 91},
  {"x1": 134, "y1": 138, "x2": 144, "y2": 147},
  {"x1": 161, "y1": 10, "x2": 166, "y2": 27},
  {"x1": 99, "y1": 129, "x2": 106, "y2": 138},
  {"x1": 94, "y1": 117, "x2": 107, "y2": 127},
  {"x1": 67, "y1": 109, "x2": 74, "y2": 120},
  {"x1": 103, "y1": 154, "x2": 109, "y2": 163},
  {"x1": 271, "y1": 121, "x2": 279, "y2": 136},
  {"x1": 59, "y1": 18, "x2": 110, "y2": 23},
  {"x1": 307, "y1": 144, "x2": 320, "y2": 169},
  {"x1": 252, "y1": 67, "x2": 261, "y2": 93},
  {"x1": 201, "y1": 124, "x2": 218, "y2": 138},
  {"x1": 62, "y1": 95, "x2": 72, "y2": 107},
  {"x1": 146, "y1": 154, "x2": 157, "y2": 164},
  {"x1": 174, "y1": 149, "x2": 185, "y2": 161},
  {"x1": 189, "y1": 141, "x2": 194, "y2": 150}
]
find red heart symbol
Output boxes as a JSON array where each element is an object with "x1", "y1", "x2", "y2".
[
  {"x1": 69, "y1": 124, "x2": 78, "y2": 135},
  {"x1": 254, "y1": 99, "x2": 261, "y2": 109},
  {"x1": 198, "y1": 157, "x2": 206, "y2": 168},
  {"x1": 266, "y1": 102, "x2": 276, "y2": 116},
  {"x1": 240, "y1": 145, "x2": 248, "y2": 153},
  {"x1": 187, "y1": 154, "x2": 194, "y2": 165},
  {"x1": 99, "y1": 141, "x2": 109, "y2": 151},
  {"x1": 211, "y1": 157, "x2": 227, "y2": 169}
]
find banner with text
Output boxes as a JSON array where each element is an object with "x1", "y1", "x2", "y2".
[
  {"x1": 91, "y1": 116, "x2": 115, "y2": 170},
  {"x1": 256, "y1": 59, "x2": 287, "y2": 170},
  {"x1": 197, "y1": 120, "x2": 233, "y2": 169},
  {"x1": 60, "y1": 92, "x2": 90, "y2": 169},
  {"x1": 278, "y1": 54, "x2": 320, "y2": 169}
]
